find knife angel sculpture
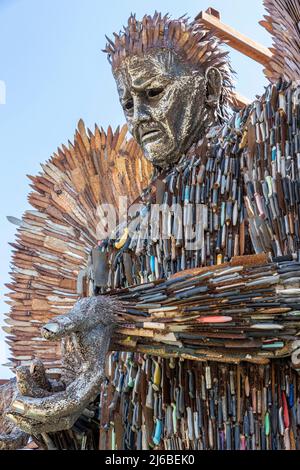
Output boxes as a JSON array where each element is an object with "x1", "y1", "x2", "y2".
[{"x1": 2, "y1": 0, "x2": 300, "y2": 450}]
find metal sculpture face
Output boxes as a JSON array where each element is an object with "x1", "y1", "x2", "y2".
[{"x1": 114, "y1": 49, "x2": 222, "y2": 168}]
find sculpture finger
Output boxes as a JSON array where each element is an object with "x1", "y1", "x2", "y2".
[
  {"x1": 6, "y1": 411, "x2": 79, "y2": 435},
  {"x1": 11, "y1": 369, "x2": 103, "y2": 423},
  {"x1": 16, "y1": 364, "x2": 52, "y2": 398},
  {"x1": 29, "y1": 359, "x2": 52, "y2": 390},
  {"x1": 0, "y1": 428, "x2": 29, "y2": 450},
  {"x1": 42, "y1": 296, "x2": 121, "y2": 340}
]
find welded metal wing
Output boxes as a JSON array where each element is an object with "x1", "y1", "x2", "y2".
[
  {"x1": 4, "y1": 121, "x2": 151, "y2": 372},
  {"x1": 261, "y1": 0, "x2": 300, "y2": 81}
]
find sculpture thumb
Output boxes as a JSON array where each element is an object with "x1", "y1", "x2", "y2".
[
  {"x1": 41, "y1": 296, "x2": 119, "y2": 340},
  {"x1": 42, "y1": 315, "x2": 77, "y2": 340}
]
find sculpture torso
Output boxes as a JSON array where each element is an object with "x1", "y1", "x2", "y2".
[
  {"x1": 91, "y1": 80, "x2": 300, "y2": 450},
  {"x1": 92, "y1": 80, "x2": 300, "y2": 294}
]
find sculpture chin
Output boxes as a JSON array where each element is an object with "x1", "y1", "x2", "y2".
[{"x1": 141, "y1": 138, "x2": 180, "y2": 168}]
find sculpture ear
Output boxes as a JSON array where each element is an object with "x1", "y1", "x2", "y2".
[{"x1": 205, "y1": 67, "x2": 222, "y2": 108}]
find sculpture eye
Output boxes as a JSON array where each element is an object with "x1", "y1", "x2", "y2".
[
  {"x1": 147, "y1": 87, "x2": 164, "y2": 99},
  {"x1": 124, "y1": 99, "x2": 134, "y2": 111}
]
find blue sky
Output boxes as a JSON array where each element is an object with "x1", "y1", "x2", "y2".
[{"x1": 0, "y1": 0, "x2": 271, "y2": 378}]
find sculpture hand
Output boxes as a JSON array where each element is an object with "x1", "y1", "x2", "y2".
[{"x1": 7, "y1": 296, "x2": 121, "y2": 434}]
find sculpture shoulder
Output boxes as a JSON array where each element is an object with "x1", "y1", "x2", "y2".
[{"x1": 214, "y1": 80, "x2": 300, "y2": 259}]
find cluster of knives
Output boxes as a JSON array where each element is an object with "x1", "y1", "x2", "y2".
[
  {"x1": 95, "y1": 80, "x2": 300, "y2": 297},
  {"x1": 108, "y1": 256, "x2": 300, "y2": 361},
  {"x1": 98, "y1": 354, "x2": 300, "y2": 450},
  {"x1": 92, "y1": 79, "x2": 300, "y2": 449}
]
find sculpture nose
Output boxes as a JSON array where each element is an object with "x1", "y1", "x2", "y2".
[{"x1": 132, "y1": 96, "x2": 151, "y2": 126}]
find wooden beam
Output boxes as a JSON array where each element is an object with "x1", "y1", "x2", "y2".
[
  {"x1": 205, "y1": 7, "x2": 220, "y2": 20},
  {"x1": 231, "y1": 91, "x2": 251, "y2": 110},
  {"x1": 196, "y1": 9, "x2": 273, "y2": 67}
]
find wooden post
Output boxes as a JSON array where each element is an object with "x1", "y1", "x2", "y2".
[
  {"x1": 195, "y1": 8, "x2": 273, "y2": 67},
  {"x1": 231, "y1": 91, "x2": 251, "y2": 110},
  {"x1": 205, "y1": 7, "x2": 220, "y2": 19},
  {"x1": 194, "y1": 8, "x2": 273, "y2": 109}
]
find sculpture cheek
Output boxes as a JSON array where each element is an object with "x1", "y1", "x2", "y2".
[
  {"x1": 150, "y1": 109, "x2": 165, "y2": 124},
  {"x1": 149, "y1": 95, "x2": 178, "y2": 131}
]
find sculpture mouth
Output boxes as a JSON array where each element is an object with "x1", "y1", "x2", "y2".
[{"x1": 140, "y1": 128, "x2": 163, "y2": 143}]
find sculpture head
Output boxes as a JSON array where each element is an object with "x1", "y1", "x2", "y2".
[{"x1": 105, "y1": 13, "x2": 233, "y2": 168}]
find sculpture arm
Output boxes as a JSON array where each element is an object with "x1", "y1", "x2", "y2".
[{"x1": 8, "y1": 252, "x2": 300, "y2": 434}]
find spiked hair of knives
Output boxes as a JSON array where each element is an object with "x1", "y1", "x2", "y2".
[{"x1": 103, "y1": 12, "x2": 234, "y2": 119}]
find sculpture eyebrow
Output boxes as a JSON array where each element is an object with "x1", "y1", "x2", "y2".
[
  {"x1": 120, "y1": 78, "x2": 167, "y2": 103},
  {"x1": 131, "y1": 77, "x2": 169, "y2": 92},
  {"x1": 119, "y1": 80, "x2": 155, "y2": 102}
]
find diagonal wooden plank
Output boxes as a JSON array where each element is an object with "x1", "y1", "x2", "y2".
[
  {"x1": 230, "y1": 91, "x2": 251, "y2": 109},
  {"x1": 196, "y1": 9, "x2": 273, "y2": 67}
]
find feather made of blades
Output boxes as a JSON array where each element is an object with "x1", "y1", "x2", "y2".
[
  {"x1": 5, "y1": 121, "x2": 152, "y2": 374},
  {"x1": 261, "y1": 0, "x2": 300, "y2": 82}
]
